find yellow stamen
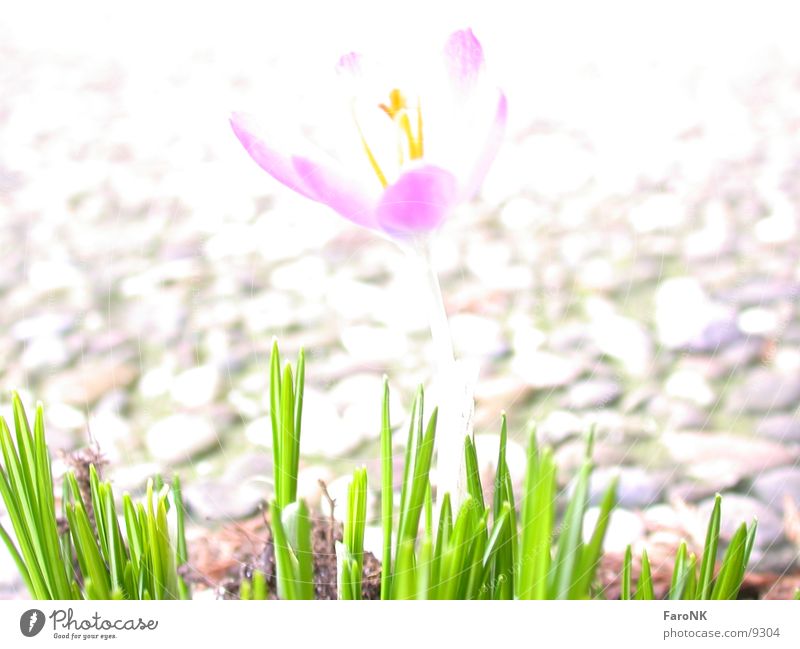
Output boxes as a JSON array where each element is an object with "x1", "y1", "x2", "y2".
[
  {"x1": 398, "y1": 111, "x2": 421, "y2": 159},
  {"x1": 416, "y1": 100, "x2": 424, "y2": 158},
  {"x1": 353, "y1": 113, "x2": 388, "y2": 188},
  {"x1": 353, "y1": 88, "x2": 426, "y2": 188},
  {"x1": 379, "y1": 88, "x2": 407, "y2": 119},
  {"x1": 379, "y1": 89, "x2": 424, "y2": 160}
]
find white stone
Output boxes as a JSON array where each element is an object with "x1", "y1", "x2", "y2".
[
  {"x1": 271, "y1": 255, "x2": 327, "y2": 296},
  {"x1": 244, "y1": 416, "x2": 273, "y2": 448},
  {"x1": 755, "y1": 201, "x2": 797, "y2": 244},
  {"x1": 145, "y1": 414, "x2": 219, "y2": 464},
  {"x1": 499, "y1": 197, "x2": 548, "y2": 229},
  {"x1": 340, "y1": 325, "x2": 408, "y2": 364},
  {"x1": 109, "y1": 462, "x2": 162, "y2": 493},
  {"x1": 322, "y1": 473, "x2": 376, "y2": 520},
  {"x1": 21, "y1": 336, "x2": 69, "y2": 371},
  {"x1": 511, "y1": 350, "x2": 583, "y2": 389},
  {"x1": 46, "y1": 402, "x2": 86, "y2": 430},
  {"x1": 87, "y1": 411, "x2": 131, "y2": 462},
  {"x1": 539, "y1": 410, "x2": 584, "y2": 444},
  {"x1": 138, "y1": 365, "x2": 173, "y2": 398},
  {"x1": 590, "y1": 313, "x2": 653, "y2": 377},
  {"x1": 738, "y1": 307, "x2": 780, "y2": 336},
  {"x1": 296, "y1": 465, "x2": 335, "y2": 508},
  {"x1": 450, "y1": 314, "x2": 505, "y2": 359},
  {"x1": 298, "y1": 388, "x2": 360, "y2": 457},
  {"x1": 655, "y1": 277, "x2": 728, "y2": 349},
  {"x1": 583, "y1": 508, "x2": 645, "y2": 554},
  {"x1": 664, "y1": 370, "x2": 714, "y2": 407},
  {"x1": 171, "y1": 365, "x2": 221, "y2": 408},
  {"x1": 629, "y1": 194, "x2": 686, "y2": 232},
  {"x1": 473, "y1": 433, "x2": 527, "y2": 487}
]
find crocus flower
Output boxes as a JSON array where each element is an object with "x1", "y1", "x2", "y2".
[
  {"x1": 231, "y1": 28, "x2": 505, "y2": 506},
  {"x1": 230, "y1": 28, "x2": 506, "y2": 240}
]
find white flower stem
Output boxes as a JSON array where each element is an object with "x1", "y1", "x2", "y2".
[
  {"x1": 406, "y1": 239, "x2": 473, "y2": 509},
  {"x1": 417, "y1": 243, "x2": 455, "y2": 372}
]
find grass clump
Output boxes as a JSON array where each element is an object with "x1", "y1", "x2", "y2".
[
  {"x1": 0, "y1": 393, "x2": 189, "y2": 600},
  {"x1": 261, "y1": 341, "x2": 758, "y2": 600},
  {"x1": 0, "y1": 341, "x2": 760, "y2": 600}
]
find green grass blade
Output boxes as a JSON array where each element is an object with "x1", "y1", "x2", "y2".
[
  {"x1": 380, "y1": 376, "x2": 393, "y2": 600},
  {"x1": 574, "y1": 476, "x2": 617, "y2": 598},
  {"x1": 396, "y1": 387, "x2": 422, "y2": 551},
  {"x1": 32, "y1": 404, "x2": 71, "y2": 598},
  {"x1": 416, "y1": 536, "x2": 432, "y2": 599},
  {"x1": 0, "y1": 416, "x2": 51, "y2": 597},
  {"x1": 294, "y1": 499, "x2": 314, "y2": 600},
  {"x1": 171, "y1": 476, "x2": 188, "y2": 567},
  {"x1": 438, "y1": 496, "x2": 476, "y2": 599},
  {"x1": 635, "y1": 549, "x2": 654, "y2": 600},
  {"x1": 269, "y1": 340, "x2": 282, "y2": 500},
  {"x1": 464, "y1": 436, "x2": 485, "y2": 510},
  {"x1": 698, "y1": 494, "x2": 721, "y2": 600},
  {"x1": 711, "y1": 523, "x2": 748, "y2": 600},
  {"x1": 518, "y1": 430, "x2": 555, "y2": 600},
  {"x1": 239, "y1": 576, "x2": 252, "y2": 600},
  {"x1": 279, "y1": 363, "x2": 296, "y2": 507},
  {"x1": 668, "y1": 541, "x2": 688, "y2": 600},
  {"x1": 550, "y1": 455, "x2": 590, "y2": 599},
  {"x1": 269, "y1": 500, "x2": 296, "y2": 600},
  {"x1": 683, "y1": 553, "x2": 698, "y2": 600},
  {"x1": 429, "y1": 491, "x2": 452, "y2": 598},
  {"x1": 11, "y1": 394, "x2": 38, "y2": 511},
  {"x1": 464, "y1": 515, "x2": 488, "y2": 599},
  {"x1": 253, "y1": 570, "x2": 267, "y2": 599},
  {"x1": 393, "y1": 539, "x2": 417, "y2": 600},
  {"x1": 621, "y1": 545, "x2": 632, "y2": 600},
  {"x1": 398, "y1": 406, "x2": 437, "y2": 547},
  {"x1": 480, "y1": 504, "x2": 510, "y2": 596},
  {"x1": 0, "y1": 519, "x2": 34, "y2": 596},
  {"x1": 293, "y1": 348, "x2": 305, "y2": 452}
]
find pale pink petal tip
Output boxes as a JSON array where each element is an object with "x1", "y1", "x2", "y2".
[
  {"x1": 461, "y1": 91, "x2": 508, "y2": 200},
  {"x1": 443, "y1": 28, "x2": 485, "y2": 96},
  {"x1": 229, "y1": 112, "x2": 315, "y2": 200},
  {"x1": 230, "y1": 112, "x2": 378, "y2": 229},
  {"x1": 336, "y1": 51, "x2": 362, "y2": 77}
]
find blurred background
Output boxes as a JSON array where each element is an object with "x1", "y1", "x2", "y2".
[{"x1": 1, "y1": 0, "x2": 799, "y2": 595}]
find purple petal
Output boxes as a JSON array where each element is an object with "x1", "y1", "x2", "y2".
[
  {"x1": 336, "y1": 52, "x2": 362, "y2": 78},
  {"x1": 230, "y1": 112, "x2": 316, "y2": 200},
  {"x1": 231, "y1": 112, "x2": 379, "y2": 229},
  {"x1": 460, "y1": 91, "x2": 508, "y2": 200},
  {"x1": 376, "y1": 165, "x2": 458, "y2": 236},
  {"x1": 443, "y1": 29, "x2": 485, "y2": 99},
  {"x1": 292, "y1": 157, "x2": 378, "y2": 229}
]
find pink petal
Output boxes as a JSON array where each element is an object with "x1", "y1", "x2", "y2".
[
  {"x1": 460, "y1": 91, "x2": 508, "y2": 200},
  {"x1": 375, "y1": 165, "x2": 458, "y2": 236},
  {"x1": 230, "y1": 112, "x2": 379, "y2": 229},
  {"x1": 230, "y1": 112, "x2": 316, "y2": 200},
  {"x1": 335, "y1": 52, "x2": 362, "y2": 78},
  {"x1": 292, "y1": 157, "x2": 378, "y2": 229},
  {"x1": 443, "y1": 29, "x2": 485, "y2": 99}
]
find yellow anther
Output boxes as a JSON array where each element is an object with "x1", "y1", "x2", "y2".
[
  {"x1": 354, "y1": 88, "x2": 426, "y2": 188},
  {"x1": 379, "y1": 88, "x2": 407, "y2": 119},
  {"x1": 378, "y1": 88, "x2": 424, "y2": 161}
]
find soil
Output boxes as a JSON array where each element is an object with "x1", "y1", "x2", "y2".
[
  {"x1": 596, "y1": 551, "x2": 800, "y2": 600},
  {"x1": 190, "y1": 517, "x2": 799, "y2": 600},
  {"x1": 188, "y1": 513, "x2": 381, "y2": 600}
]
